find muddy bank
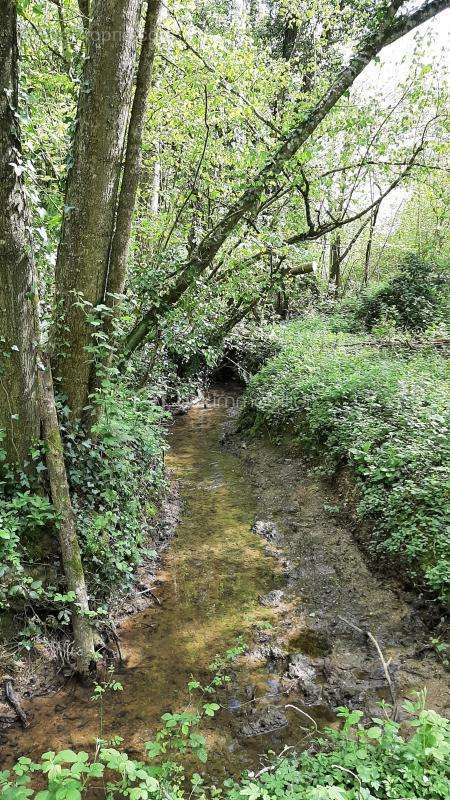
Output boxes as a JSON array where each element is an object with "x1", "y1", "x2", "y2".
[
  {"x1": 227, "y1": 420, "x2": 449, "y2": 720},
  {"x1": 1, "y1": 387, "x2": 448, "y2": 775},
  {"x1": 0, "y1": 476, "x2": 179, "y2": 733}
]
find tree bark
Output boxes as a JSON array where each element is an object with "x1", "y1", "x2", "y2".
[
  {"x1": 77, "y1": 0, "x2": 90, "y2": 35},
  {"x1": 364, "y1": 204, "x2": 380, "y2": 286},
  {"x1": 0, "y1": 0, "x2": 40, "y2": 465},
  {"x1": 105, "y1": 0, "x2": 162, "y2": 317},
  {"x1": 38, "y1": 355, "x2": 96, "y2": 675},
  {"x1": 0, "y1": 3, "x2": 96, "y2": 674},
  {"x1": 123, "y1": 0, "x2": 449, "y2": 357},
  {"x1": 54, "y1": 0, "x2": 142, "y2": 420},
  {"x1": 329, "y1": 235, "x2": 341, "y2": 298},
  {"x1": 150, "y1": 148, "x2": 161, "y2": 214}
]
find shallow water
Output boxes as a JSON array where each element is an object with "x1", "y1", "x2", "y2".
[
  {"x1": 1, "y1": 389, "x2": 299, "y2": 776},
  {"x1": 4, "y1": 386, "x2": 448, "y2": 774}
]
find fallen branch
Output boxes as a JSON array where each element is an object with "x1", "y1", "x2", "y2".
[
  {"x1": 338, "y1": 616, "x2": 397, "y2": 712},
  {"x1": 103, "y1": 623, "x2": 124, "y2": 665},
  {"x1": 3, "y1": 676, "x2": 29, "y2": 729},
  {"x1": 337, "y1": 338, "x2": 450, "y2": 350}
]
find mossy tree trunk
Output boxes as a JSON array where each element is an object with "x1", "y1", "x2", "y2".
[
  {"x1": 1, "y1": 2, "x2": 96, "y2": 674},
  {"x1": 54, "y1": 0, "x2": 142, "y2": 421},
  {"x1": 0, "y1": 0, "x2": 40, "y2": 465},
  {"x1": 38, "y1": 356, "x2": 96, "y2": 675}
]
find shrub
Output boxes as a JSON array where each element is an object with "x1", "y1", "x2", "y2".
[
  {"x1": 243, "y1": 317, "x2": 449, "y2": 602},
  {"x1": 339, "y1": 254, "x2": 448, "y2": 333},
  {"x1": 0, "y1": 380, "x2": 167, "y2": 640}
]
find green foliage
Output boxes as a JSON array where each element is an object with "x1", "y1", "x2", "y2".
[
  {"x1": 223, "y1": 324, "x2": 283, "y2": 382},
  {"x1": 0, "y1": 450, "x2": 57, "y2": 617},
  {"x1": 0, "y1": 381, "x2": 167, "y2": 643},
  {"x1": 354, "y1": 255, "x2": 448, "y2": 332},
  {"x1": 243, "y1": 316, "x2": 449, "y2": 602},
  {"x1": 227, "y1": 696, "x2": 450, "y2": 800},
  {"x1": 1, "y1": 694, "x2": 448, "y2": 800},
  {"x1": 64, "y1": 379, "x2": 167, "y2": 597},
  {"x1": 326, "y1": 254, "x2": 448, "y2": 334}
]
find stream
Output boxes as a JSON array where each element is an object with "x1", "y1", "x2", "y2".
[{"x1": 1, "y1": 386, "x2": 448, "y2": 774}]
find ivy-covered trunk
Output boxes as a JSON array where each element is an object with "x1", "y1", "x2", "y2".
[
  {"x1": 1, "y1": 1, "x2": 96, "y2": 673},
  {"x1": 54, "y1": 0, "x2": 142, "y2": 421},
  {"x1": 0, "y1": 0, "x2": 40, "y2": 465}
]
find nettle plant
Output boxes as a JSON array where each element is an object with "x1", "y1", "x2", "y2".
[
  {"x1": 0, "y1": 644, "x2": 247, "y2": 800},
  {"x1": 1, "y1": 687, "x2": 449, "y2": 800},
  {"x1": 243, "y1": 316, "x2": 450, "y2": 602}
]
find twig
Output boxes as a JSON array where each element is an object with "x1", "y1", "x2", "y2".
[
  {"x1": 161, "y1": 85, "x2": 210, "y2": 252},
  {"x1": 338, "y1": 616, "x2": 397, "y2": 710},
  {"x1": 22, "y1": 13, "x2": 70, "y2": 71},
  {"x1": 106, "y1": 624, "x2": 124, "y2": 664},
  {"x1": 163, "y1": 19, "x2": 281, "y2": 135},
  {"x1": 331, "y1": 765, "x2": 363, "y2": 797},
  {"x1": 285, "y1": 703, "x2": 318, "y2": 732},
  {"x1": 136, "y1": 587, "x2": 162, "y2": 606}
]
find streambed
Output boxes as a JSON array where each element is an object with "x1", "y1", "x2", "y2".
[{"x1": 1, "y1": 386, "x2": 448, "y2": 774}]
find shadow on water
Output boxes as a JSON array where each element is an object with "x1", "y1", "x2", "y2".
[{"x1": 1, "y1": 387, "x2": 321, "y2": 777}]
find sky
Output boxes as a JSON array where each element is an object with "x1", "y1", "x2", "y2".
[
  {"x1": 353, "y1": 10, "x2": 449, "y2": 225},
  {"x1": 357, "y1": 8, "x2": 450, "y2": 91}
]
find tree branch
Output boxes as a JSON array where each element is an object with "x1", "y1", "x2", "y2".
[{"x1": 122, "y1": 0, "x2": 449, "y2": 358}]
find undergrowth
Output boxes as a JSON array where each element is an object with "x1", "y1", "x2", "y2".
[
  {"x1": 0, "y1": 379, "x2": 167, "y2": 648},
  {"x1": 328, "y1": 255, "x2": 447, "y2": 335},
  {"x1": 242, "y1": 316, "x2": 449, "y2": 603},
  {"x1": 1, "y1": 681, "x2": 448, "y2": 800}
]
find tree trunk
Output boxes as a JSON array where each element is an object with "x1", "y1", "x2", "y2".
[
  {"x1": 54, "y1": 0, "x2": 142, "y2": 420},
  {"x1": 363, "y1": 204, "x2": 380, "y2": 286},
  {"x1": 150, "y1": 148, "x2": 161, "y2": 214},
  {"x1": 105, "y1": 0, "x2": 162, "y2": 317},
  {"x1": 0, "y1": 0, "x2": 40, "y2": 465},
  {"x1": 77, "y1": 0, "x2": 90, "y2": 35},
  {"x1": 1, "y1": 3, "x2": 95, "y2": 674},
  {"x1": 38, "y1": 355, "x2": 96, "y2": 675},
  {"x1": 329, "y1": 235, "x2": 341, "y2": 298}
]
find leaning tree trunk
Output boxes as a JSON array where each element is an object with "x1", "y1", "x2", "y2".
[
  {"x1": 54, "y1": 0, "x2": 142, "y2": 421},
  {"x1": 39, "y1": 356, "x2": 96, "y2": 675},
  {"x1": 0, "y1": 0, "x2": 40, "y2": 465}
]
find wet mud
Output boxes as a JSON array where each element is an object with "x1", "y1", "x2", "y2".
[{"x1": 1, "y1": 386, "x2": 448, "y2": 776}]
